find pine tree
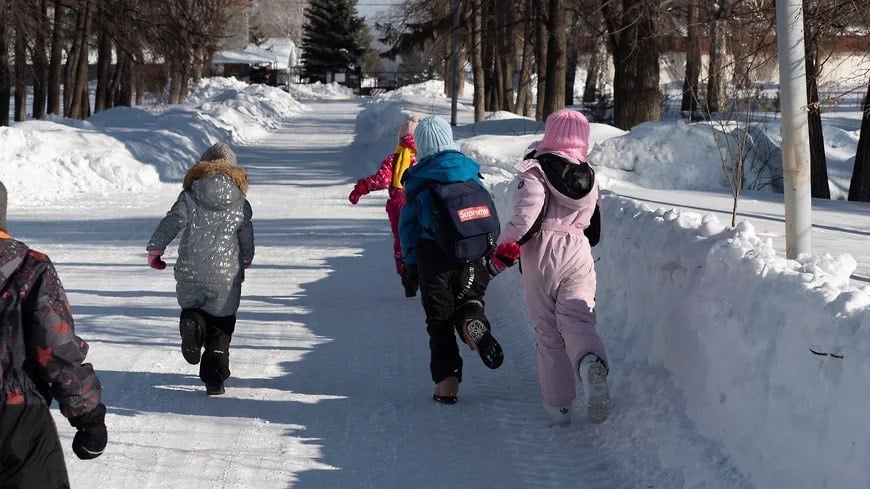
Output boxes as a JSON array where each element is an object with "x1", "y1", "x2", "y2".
[{"x1": 300, "y1": 0, "x2": 366, "y2": 83}]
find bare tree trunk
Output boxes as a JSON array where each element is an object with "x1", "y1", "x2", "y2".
[
  {"x1": 14, "y1": 22, "x2": 28, "y2": 122},
  {"x1": 681, "y1": 0, "x2": 701, "y2": 113},
  {"x1": 565, "y1": 42, "x2": 578, "y2": 107},
  {"x1": 805, "y1": 30, "x2": 830, "y2": 199},
  {"x1": 32, "y1": 0, "x2": 49, "y2": 119},
  {"x1": 95, "y1": 3, "x2": 112, "y2": 113},
  {"x1": 47, "y1": 0, "x2": 63, "y2": 115},
  {"x1": 606, "y1": 0, "x2": 660, "y2": 130},
  {"x1": 542, "y1": 0, "x2": 566, "y2": 118},
  {"x1": 515, "y1": 0, "x2": 533, "y2": 116},
  {"x1": 64, "y1": 31, "x2": 78, "y2": 117},
  {"x1": 168, "y1": 60, "x2": 182, "y2": 104},
  {"x1": 471, "y1": 0, "x2": 485, "y2": 121},
  {"x1": 179, "y1": 60, "x2": 191, "y2": 102},
  {"x1": 848, "y1": 81, "x2": 870, "y2": 201},
  {"x1": 706, "y1": 0, "x2": 727, "y2": 113},
  {"x1": 69, "y1": 0, "x2": 92, "y2": 120},
  {"x1": 500, "y1": 6, "x2": 516, "y2": 112},
  {"x1": 134, "y1": 62, "x2": 145, "y2": 106},
  {"x1": 583, "y1": 41, "x2": 605, "y2": 105},
  {"x1": 534, "y1": 3, "x2": 548, "y2": 121},
  {"x1": 0, "y1": 5, "x2": 10, "y2": 127},
  {"x1": 114, "y1": 49, "x2": 134, "y2": 107},
  {"x1": 492, "y1": 29, "x2": 504, "y2": 113}
]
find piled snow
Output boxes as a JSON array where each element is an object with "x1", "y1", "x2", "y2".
[
  {"x1": 591, "y1": 119, "x2": 860, "y2": 199},
  {"x1": 283, "y1": 82, "x2": 356, "y2": 100},
  {"x1": 0, "y1": 78, "x2": 307, "y2": 203},
  {"x1": 0, "y1": 122, "x2": 160, "y2": 205},
  {"x1": 84, "y1": 77, "x2": 306, "y2": 180},
  {"x1": 389, "y1": 79, "x2": 475, "y2": 99},
  {"x1": 595, "y1": 197, "x2": 870, "y2": 488}
]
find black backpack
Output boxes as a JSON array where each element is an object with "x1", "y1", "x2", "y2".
[
  {"x1": 517, "y1": 153, "x2": 598, "y2": 246},
  {"x1": 408, "y1": 180, "x2": 501, "y2": 262}
]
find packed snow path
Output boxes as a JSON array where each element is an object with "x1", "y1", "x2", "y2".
[{"x1": 10, "y1": 101, "x2": 751, "y2": 488}]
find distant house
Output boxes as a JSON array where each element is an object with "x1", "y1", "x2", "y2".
[{"x1": 211, "y1": 39, "x2": 300, "y2": 86}]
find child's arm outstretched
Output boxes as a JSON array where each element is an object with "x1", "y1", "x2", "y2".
[
  {"x1": 146, "y1": 193, "x2": 189, "y2": 268},
  {"x1": 349, "y1": 153, "x2": 397, "y2": 204},
  {"x1": 238, "y1": 200, "x2": 255, "y2": 267}
]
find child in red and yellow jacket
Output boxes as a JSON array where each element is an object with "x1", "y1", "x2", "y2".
[{"x1": 349, "y1": 116, "x2": 419, "y2": 296}]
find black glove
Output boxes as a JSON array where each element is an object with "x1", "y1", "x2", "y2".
[
  {"x1": 401, "y1": 262, "x2": 419, "y2": 298},
  {"x1": 70, "y1": 403, "x2": 107, "y2": 460}
]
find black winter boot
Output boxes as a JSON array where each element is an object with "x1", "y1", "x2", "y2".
[
  {"x1": 179, "y1": 309, "x2": 205, "y2": 365},
  {"x1": 206, "y1": 382, "x2": 225, "y2": 396}
]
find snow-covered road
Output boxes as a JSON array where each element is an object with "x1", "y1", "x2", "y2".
[{"x1": 11, "y1": 101, "x2": 716, "y2": 488}]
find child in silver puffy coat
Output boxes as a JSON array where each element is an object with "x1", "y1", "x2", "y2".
[{"x1": 146, "y1": 142, "x2": 254, "y2": 395}]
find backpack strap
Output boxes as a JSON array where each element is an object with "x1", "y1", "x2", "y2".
[
  {"x1": 404, "y1": 181, "x2": 429, "y2": 202},
  {"x1": 516, "y1": 159, "x2": 548, "y2": 246}
]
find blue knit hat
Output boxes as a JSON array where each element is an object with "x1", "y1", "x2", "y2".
[{"x1": 414, "y1": 116, "x2": 460, "y2": 160}]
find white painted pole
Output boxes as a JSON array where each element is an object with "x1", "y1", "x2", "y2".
[{"x1": 775, "y1": 0, "x2": 812, "y2": 259}]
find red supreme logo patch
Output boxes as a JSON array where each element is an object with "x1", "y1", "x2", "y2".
[{"x1": 457, "y1": 206, "x2": 491, "y2": 222}]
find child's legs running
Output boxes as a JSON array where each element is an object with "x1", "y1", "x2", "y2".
[
  {"x1": 385, "y1": 195, "x2": 405, "y2": 276},
  {"x1": 555, "y1": 269, "x2": 608, "y2": 372},
  {"x1": 199, "y1": 312, "x2": 237, "y2": 385},
  {"x1": 524, "y1": 275, "x2": 576, "y2": 407},
  {"x1": 418, "y1": 243, "x2": 463, "y2": 384}
]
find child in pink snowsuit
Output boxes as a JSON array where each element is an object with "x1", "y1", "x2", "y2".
[
  {"x1": 500, "y1": 109, "x2": 610, "y2": 425},
  {"x1": 349, "y1": 116, "x2": 419, "y2": 296}
]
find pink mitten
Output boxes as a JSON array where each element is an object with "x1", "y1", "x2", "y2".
[
  {"x1": 148, "y1": 250, "x2": 167, "y2": 270},
  {"x1": 487, "y1": 242, "x2": 521, "y2": 276},
  {"x1": 243, "y1": 261, "x2": 252, "y2": 269}
]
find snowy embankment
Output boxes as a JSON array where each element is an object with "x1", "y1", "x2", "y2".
[
  {"x1": 0, "y1": 77, "x2": 306, "y2": 205},
  {"x1": 354, "y1": 86, "x2": 870, "y2": 487},
  {"x1": 283, "y1": 81, "x2": 356, "y2": 100},
  {"x1": 591, "y1": 117, "x2": 860, "y2": 200}
]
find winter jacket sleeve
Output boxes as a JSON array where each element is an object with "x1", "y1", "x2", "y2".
[
  {"x1": 238, "y1": 200, "x2": 255, "y2": 264},
  {"x1": 500, "y1": 170, "x2": 548, "y2": 245},
  {"x1": 399, "y1": 191, "x2": 423, "y2": 265},
  {"x1": 24, "y1": 254, "x2": 101, "y2": 420},
  {"x1": 146, "y1": 192, "x2": 188, "y2": 251},
  {"x1": 359, "y1": 153, "x2": 397, "y2": 193},
  {"x1": 584, "y1": 204, "x2": 601, "y2": 247}
]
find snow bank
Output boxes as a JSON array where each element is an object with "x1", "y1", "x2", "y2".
[
  {"x1": 283, "y1": 82, "x2": 356, "y2": 101},
  {"x1": 591, "y1": 119, "x2": 860, "y2": 199},
  {"x1": 90, "y1": 78, "x2": 307, "y2": 179},
  {"x1": 0, "y1": 122, "x2": 160, "y2": 205},
  {"x1": 595, "y1": 196, "x2": 869, "y2": 488},
  {"x1": 387, "y1": 79, "x2": 475, "y2": 100},
  {"x1": 0, "y1": 78, "x2": 306, "y2": 204}
]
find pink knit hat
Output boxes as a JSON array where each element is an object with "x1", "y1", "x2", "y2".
[{"x1": 536, "y1": 109, "x2": 590, "y2": 161}]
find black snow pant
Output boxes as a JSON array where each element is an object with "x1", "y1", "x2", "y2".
[
  {"x1": 196, "y1": 311, "x2": 236, "y2": 385},
  {"x1": 0, "y1": 404, "x2": 70, "y2": 489},
  {"x1": 417, "y1": 239, "x2": 491, "y2": 385}
]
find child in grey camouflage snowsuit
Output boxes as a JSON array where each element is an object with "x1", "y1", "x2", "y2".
[{"x1": 146, "y1": 142, "x2": 254, "y2": 395}]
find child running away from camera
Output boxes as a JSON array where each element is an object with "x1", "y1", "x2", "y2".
[
  {"x1": 500, "y1": 109, "x2": 611, "y2": 425},
  {"x1": 0, "y1": 181, "x2": 108, "y2": 489},
  {"x1": 399, "y1": 116, "x2": 521, "y2": 404},
  {"x1": 348, "y1": 115, "x2": 420, "y2": 297},
  {"x1": 146, "y1": 142, "x2": 255, "y2": 396}
]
